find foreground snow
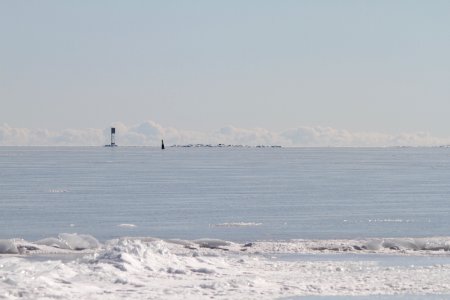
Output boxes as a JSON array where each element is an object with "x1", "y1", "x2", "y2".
[{"x1": 1, "y1": 236, "x2": 450, "y2": 299}]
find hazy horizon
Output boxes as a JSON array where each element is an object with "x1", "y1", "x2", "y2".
[{"x1": 1, "y1": 120, "x2": 450, "y2": 147}]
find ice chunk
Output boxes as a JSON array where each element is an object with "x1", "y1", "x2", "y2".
[
  {"x1": 193, "y1": 239, "x2": 230, "y2": 249},
  {"x1": 383, "y1": 239, "x2": 419, "y2": 250},
  {"x1": 0, "y1": 240, "x2": 18, "y2": 254},
  {"x1": 191, "y1": 267, "x2": 215, "y2": 274},
  {"x1": 117, "y1": 224, "x2": 137, "y2": 228},
  {"x1": 35, "y1": 234, "x2": 100, "y2": 251},
  {"x1": 59, "y1": 233, "x2": 100, "y2": 250},
  {"x1": 364, "y1": 239, "x2": 382, "y2": 251},
  {"x1": 35, "y1": 237, "x2": 69, "y2": 249},
  {"x1": 212, "y1": 222, "x2": 262, "y2": 227}
]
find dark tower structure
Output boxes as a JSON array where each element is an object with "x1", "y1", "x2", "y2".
[
  {"x1": 111, "y1": 127, "x2": 116, "y2": 147},
  {"x1": 105, "y1": 127, "x2": 118, "y2": 147}
]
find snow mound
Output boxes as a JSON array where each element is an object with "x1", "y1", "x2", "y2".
[{"x1": 2, "y1": 237, "x2": 450, "y2": 298}]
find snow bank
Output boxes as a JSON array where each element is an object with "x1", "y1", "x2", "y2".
[{"x1": 2, "y1": 236, "x2": 450, "y2": 299}]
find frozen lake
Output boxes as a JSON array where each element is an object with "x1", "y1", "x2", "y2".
[{"x1": 1, "y1": 146, "x2": 450, "y2": 241}]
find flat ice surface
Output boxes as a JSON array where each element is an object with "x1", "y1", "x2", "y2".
[
  {"x1": 2, "y1": 147, "x2": 450, "y2": 298},
  {"x1": 1, "y1": 147, "x2": 450, "y2": 241}
]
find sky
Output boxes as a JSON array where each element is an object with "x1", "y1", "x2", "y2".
[{"x1": 1, "y1": 1, "x2": 450, "y2": 146}]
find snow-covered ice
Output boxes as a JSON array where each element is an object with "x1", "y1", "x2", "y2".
[{"x1": 2, "y1": 235, "x2": 450, "y2": 299}]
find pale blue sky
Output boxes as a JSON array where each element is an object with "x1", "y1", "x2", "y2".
[{"x1": 1, "y1": 1, "x2": 449, "y2": 136}]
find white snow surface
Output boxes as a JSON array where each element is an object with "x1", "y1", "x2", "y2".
[{"x1": 2, "y1": 236, "x2": 450, "y2": 299}]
